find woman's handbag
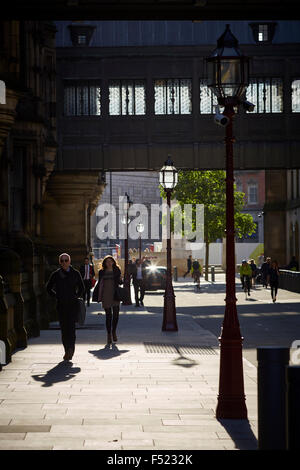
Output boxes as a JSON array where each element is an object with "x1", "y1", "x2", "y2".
[
  {"x1": 114, "y1": 286, "x2": 128, "y2": 302},
  {"x1": 91, "y1": 277, "x2": 96, "y2": 288},
  {"x1": 76, "y1": 298, "x2": 86, "y2": 326}
]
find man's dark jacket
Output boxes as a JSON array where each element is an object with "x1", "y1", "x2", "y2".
[
  {"x1": 261, "y1": 261, "x2": 271, "y2": 277},
  {"x1": 79, "y1": 263, "x2": 95, "y2": 288},
  {"x1": 92, "y1": 266, "x2": 122, "y2": 302},
  {"x1": 46, "y1": 266, "x2": 85, "y2": 304}
]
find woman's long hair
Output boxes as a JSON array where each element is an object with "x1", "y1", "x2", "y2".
[
  {"x1": 101, "y1": 255, "x2": 121, "y2": 271},
  {"x1": 271, "y1": 260, "x2": 279, "y2": 270}
]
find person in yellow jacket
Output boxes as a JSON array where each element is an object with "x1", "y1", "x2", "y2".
[{"x1": 239, "y1": 259, "x2": 252, "y2": 295}]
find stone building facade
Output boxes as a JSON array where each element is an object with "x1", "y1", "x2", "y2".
[{"x1": 0, "y1": 21, "x2": 106, "y2": 364}]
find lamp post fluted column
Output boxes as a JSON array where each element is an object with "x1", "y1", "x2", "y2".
[
  {"x1": 216, "y1": 100, "x2": 247, "y2": 419},
  {"x1": 159, "y1": 155, "x2": 178, "y2": 332},
  {"x1": 206, "y1": 24, "x2": 253, "y2": 419},
  {"x1": 162, "y1": 189, "x2": 178, "y2": 331}
]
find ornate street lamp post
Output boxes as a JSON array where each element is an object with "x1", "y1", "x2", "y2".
[
  {"x1": 160, "y1": 156, "x2": 178, "y2": 331},
  {"x1": 136, "y1": 222, "x2": 145, "y2": 261},
  {"x1": 206, "y1": 24, "x2": 251, "y2": 419},
  {"x1": 121, "y1": 192, "x2": 133, "y2": 305}
]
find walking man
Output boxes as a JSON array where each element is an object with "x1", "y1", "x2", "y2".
[
  {"x1": 79, "y1": 257, "x2": 95, "y2": 307},
  {"x1": 132, "y1": 258, "x2": 146, "y2": 307},
  {"x1": 46, "y1": 253, "x2": 85, "y2": 361},
  {"x1": 183, "y1": 255, "x2": 192, "y2": 278}
]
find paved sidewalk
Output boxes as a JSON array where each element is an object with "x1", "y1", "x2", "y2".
[{"x1": 0, "y1": 282, "x2": 258, "y2": 450}]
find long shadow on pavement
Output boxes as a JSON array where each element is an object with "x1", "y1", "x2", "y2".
[
  {"x1": 32, "y1": 361, "x2": 81, "y2": 387},
  {"x1": 89, "y1": 344, "x2": 130, "y2": 360},
  {"x1": 217, "y1": 419, "x2": 258, "y2": 450}
]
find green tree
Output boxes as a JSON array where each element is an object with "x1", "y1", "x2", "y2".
[{"x1": 160, "y1": 170, "x2": 256, "y2": 280}]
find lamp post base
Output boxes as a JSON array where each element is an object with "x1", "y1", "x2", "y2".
[{"x1": 216, "y1": 336, "x2": 248, "y2": 419}]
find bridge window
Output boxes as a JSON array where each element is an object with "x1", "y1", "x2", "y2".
[
  {"x1": 199, "y1": 79, "x2": 218, "y2": 114},
  {"x1": 64, "y1": 82, "x2": 101, "y2": 116},
  {"x1": 246, "y1": 78, "x2": 283, "y2": 113},
  {"x1": 292, "y1": 80, "x2": 300, "y2": 113},
  {"x1": 154, "y1": 79, "x2": 192, "y2": 115},
  {"x1": 249, "y1": 22, "x2": 277, "y2": 44},
  {"x1": 109, "y1": 80, "x2": 146, "y2": 115}
]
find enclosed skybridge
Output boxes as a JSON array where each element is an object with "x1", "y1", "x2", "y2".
[{"x1": 55, "y1": 20, "x2": 300, "y2": 171}]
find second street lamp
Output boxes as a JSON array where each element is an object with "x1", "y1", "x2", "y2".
[
  {"x1": 121, "y1": 192, "x2": 133, "y2": 305},
  {"x1": 136, "y1": 222, "x2": 145, "y2": 261},
  {"x1": 206, "y1": 24, "x2": 252, "y2": 419},
  {"x1": 159, "y1": 155, "x2": 178, "y2": 332}
]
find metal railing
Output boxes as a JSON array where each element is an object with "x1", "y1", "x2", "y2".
[{"x1": 278, "y1": 269, "x2": 300, "y2": 293}]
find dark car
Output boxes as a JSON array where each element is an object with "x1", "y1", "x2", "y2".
[{"x1": 144, "y1": 266, "x2": 167, "y2": 291}]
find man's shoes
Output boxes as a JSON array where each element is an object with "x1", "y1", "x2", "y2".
[
  {"x1": 140, "y1": 300, "x2": 144, "y2": 306},
  {"x1": 248, "y1": 292, "x2": 251, "y2": 296},
  {"x1": 135, "y1": 303, "x2": 140, "y2": 307},
  {"x1": 112, "y1": 331, "x2": 118, "y2": 342}
]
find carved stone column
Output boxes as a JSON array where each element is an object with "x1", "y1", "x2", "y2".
[
  {"x1": 0, "y1": 88, "x2": 20, "y2": 158},
  {"x1": 264, "y1": 170, "x2": 287, "y2": 266},
  {"x1": 0, "y1": 246, "x2": 27, "y2": 364},
  {"x1": 42, "y1": 171, "x2": 106, "y2": 268}
]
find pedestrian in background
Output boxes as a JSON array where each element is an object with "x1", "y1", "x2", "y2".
[
  {"x1": 239, "y1": 259, "x2": 252, "y2": 296},
  {"x1": 46, "y1": 253, "x2": 85, "y2": 361},
  {"x1": 269, "y1": 260, "x2": 280, "y2": 303},
  {"x1": 258, "y1": 253, "x2": 264, "y2": 269},
  {"x1": 92, "y1": 255, "x2": 122, "y2": 344},
  {"x1": 79, "y1": 256, "x2": 95, "y2": 307},
  {"x1": 183, "y1": 255, "x2": 192, "y2": 278},
  {"x1": 132, "y1": 258, "x2": 146, "y2": 307},
  {"x1": 287, "y1": 255, "x2": 299, "y2": 271},
  {"x1": 249, "y1": 259, "x2": 257, "y2": 287},
  {"x1": 192, "y1": 258, "x2": 201, "y2": 290},
  {"x1": 261, "y1": 256, "x2": 271, "y2": 288}
]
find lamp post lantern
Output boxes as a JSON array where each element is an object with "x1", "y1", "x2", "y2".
[
  {"x1": 121, "y1": 192, "x2": 133, "y2": 305},
  {"x1": 159, "y1": 155, "x2": 178, "y2": 332},
  {"x1": 206, "y1": 24, "x2": 251, "y2": 419},
  {"x1": 136, "y1": 222, "x2": 145, "y2": 261}
]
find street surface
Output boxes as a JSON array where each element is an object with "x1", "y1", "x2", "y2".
[{"x1": 0, "y1": 274, "x2": 299, "y2": 450}]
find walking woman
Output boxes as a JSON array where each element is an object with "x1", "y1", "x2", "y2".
[
  {"x1": 269, "y1": 260, "x2": 280, "y2": 303},
  {"x1": 92, "y1": 255, "x2": 122, "y2": 344}
]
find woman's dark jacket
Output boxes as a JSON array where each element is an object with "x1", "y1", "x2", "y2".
[
  {"x1": 269, "y1": 268, "x2": 279, "y2": 285},
  {"x1": 92, "y1": 266, "x2": 122, "y2": 302}
]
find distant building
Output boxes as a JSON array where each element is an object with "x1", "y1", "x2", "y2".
[
  {"x1": 91, "y1": 171, "x2": 162, "y2": 258},
  {"x1": 234, "y1": 170, "x2": 265, "y2": 243}
]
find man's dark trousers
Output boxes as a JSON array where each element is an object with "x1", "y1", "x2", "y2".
[
  {"x1": 57, "y1": 300, "x2": 77, "y2": 354},
  {"x1": 134, "y1": 280, "x2": 145, "y2": 305},
  {"x1": 83, "y1": 280, "x2": 91, "y2": 306}
]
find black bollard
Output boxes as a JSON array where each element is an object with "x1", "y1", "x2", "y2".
[
  {"x1": 211, "y1": 266, "x2": 215, "y2": 283},
  {"x1": 257, "y1": 347, "x2": 290, "y2": 449},
  {"x1": 173, "y1": 266, "x2": 177, "y2": 282},
  {"x1": 286, "y1": 365, "x2": 300, "y2": 450}
]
